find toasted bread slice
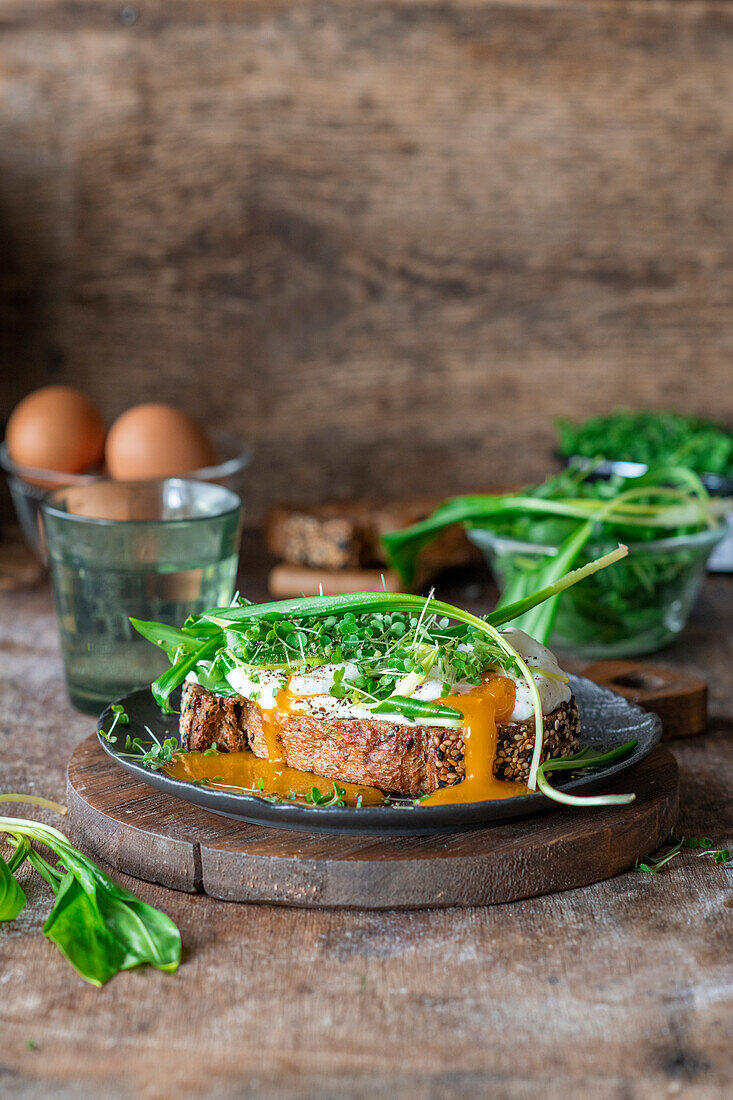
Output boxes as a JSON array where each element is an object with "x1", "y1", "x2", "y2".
[{"x1": 180, "y1": 683, "x2": 580, "y2": 797}]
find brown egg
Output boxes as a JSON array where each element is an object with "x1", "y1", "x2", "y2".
[
  {"x1": 6, "y1": 385, "x2": 106, "y2": 473},
  {"x1": 105, "y1": 403, "x2": 217, "y2": 480}
]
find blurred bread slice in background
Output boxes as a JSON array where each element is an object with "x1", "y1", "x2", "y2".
[{"x1": 266, "y1": 496, "x2": 483, "y2": 595}]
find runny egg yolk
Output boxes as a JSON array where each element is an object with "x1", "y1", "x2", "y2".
[
  {"x1": 166, "y1": 673, "x2": 529, "y2": 806},
  {"x1": 422, "y1": 674, "x2": 525, "y2": 805}
]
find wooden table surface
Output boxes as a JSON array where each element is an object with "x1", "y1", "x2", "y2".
[{"x1": 2, "y1": 537, "x2": 732, "y2": 1099}]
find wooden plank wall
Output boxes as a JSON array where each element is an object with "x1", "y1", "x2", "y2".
[{"x1": 1, "y1": 0, "x2": 732, "y2": 520}]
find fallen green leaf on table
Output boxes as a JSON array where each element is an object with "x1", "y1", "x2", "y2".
[
  {"x1": 634, "y1": 833, "x2": 731, "y2": 875},
  {"x1": 0, "y1": 795, "x2": 181, "y2": 986}
]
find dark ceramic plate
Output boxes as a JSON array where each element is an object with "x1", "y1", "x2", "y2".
[{"x1": 97, "y1": 675, "x2": 661, "y2": 835}]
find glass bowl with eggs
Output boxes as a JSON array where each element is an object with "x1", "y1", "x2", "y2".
[{"x1": 1, "y1": 386, "x2": 250, "y2": 560}]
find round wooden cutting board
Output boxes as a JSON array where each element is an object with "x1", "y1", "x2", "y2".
[{"x1": 66, "y1": 734, "x2": 678, "y2": 909}]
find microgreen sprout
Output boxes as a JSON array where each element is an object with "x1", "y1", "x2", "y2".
[
  {"x1": 305, "y1": 783, "x2": 348, "y2": 807},
  {"x1": 101, "y1": 705, "x2": 179, "y2": 770},
  {"x1": 99, "y1": 705, "x2": 129, "y2": 743},
  {"x1": 635, "y1": 833, "x2": 732, "y2": 874},
  {"x1": 118, "y1": 728, "x2": 180, "y2": 769}
]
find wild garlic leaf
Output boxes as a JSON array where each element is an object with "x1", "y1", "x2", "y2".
[
  {"x1": 91, "y1": 878, "x2": 182, "y2": 974},
  {"x1": 46, "y1": 843, "x2": 181, "y2": 977},
  {"x1": 42, "y1": 859, "x2": 181, "y2": 984},
  {"x1": 0, "y1": 814, "x2": 181, "y2": 985},
  {"x1": 43, "y1": 874, "x2": 127, "y2": 987},
  {"x1": 127, "y1": 620, "x2": 202, "y2": 661},
  {"x1": 0, "y1": 851, "x2": 27, "y2": 922}
]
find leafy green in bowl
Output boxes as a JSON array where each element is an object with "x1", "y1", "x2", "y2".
[
  {"x1": 556, "y1": 409, "x2": 733, "y2": 479},
  {"x1": 382, "y1": 467, "x2": 729, "y2": 657},
  {"x1": 467, "y1": 524, "x2": 723, "y2": 658}
]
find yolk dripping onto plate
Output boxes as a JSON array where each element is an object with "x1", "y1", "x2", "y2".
[
  {"x1": 165, "y1": 674, "x2": 528, "y2": 806},
  {"x1": 422, "y1": 674, "x2": 527, "y2": 805}
]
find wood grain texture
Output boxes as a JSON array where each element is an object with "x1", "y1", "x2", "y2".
[
  {"x1": 65, "y1": 735, "x2": 679, "y2": 908},
  {"x1": 1, "y1": 550, "x2": 732, "y2": 1097},
  {"x1": 584, "y1": 658, "x2": 708, "y2": 740},
  {"x1": 2, "y1": 0, "x2": 733, "y2": 523}
]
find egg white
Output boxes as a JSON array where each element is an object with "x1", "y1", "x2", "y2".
[{"x1": 187, "y1": 629, "x2": 571, "y2": 727}]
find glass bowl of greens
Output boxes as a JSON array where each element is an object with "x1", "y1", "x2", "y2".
[
  {"x1": 555, "y1": 409, "x2": 733, "y2": 573},
  {"x1": 467, "y1": 524, "x2": 724, "y2": 658},
  {"x1": 382, "y1": 467, "x2": 730, "y2": 659}
]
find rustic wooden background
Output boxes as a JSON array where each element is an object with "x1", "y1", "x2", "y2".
[{"x1": 1, "y1": 0, "x2": 733, "y2": 521}]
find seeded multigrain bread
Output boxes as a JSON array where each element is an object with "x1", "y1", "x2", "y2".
[{"x1": 180, "y1": 683, "x2": 580, "y2": 797}]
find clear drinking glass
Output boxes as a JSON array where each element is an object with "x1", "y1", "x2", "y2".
[{"x1": 41, "y1": 479, "x2": 242, "y2": 713}]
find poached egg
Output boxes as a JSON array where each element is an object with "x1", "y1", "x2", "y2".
[{"x1": 189, "y1": 628, "x2": 571, "y2": 727}]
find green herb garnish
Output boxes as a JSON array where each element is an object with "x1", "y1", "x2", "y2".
[
  {"x1": 635, "y1": 833, "x2": 731, "y2": 873},
  {"x1": 305, "y1": 783, "x2": 347, "y2": 807},
  {"x1": 119, "y1": 730, "x2": 180, "y2": 769},
  {"x1": 556, "y1": 409, "x2": 733, "y2": 478},
  {"x1": 370, "y1": 696, "x2": 463, "y2": 727},
  {"x1": 99, "y1": 704, "x2": 129, "y2": 742},
  {"x1": 535, "y1": 741, "x2": 638, "y2": 806},
  {"x1": 101, "y1": 707, "x2": 179, "y2": 770},
  {"x1": 0, "y1": 796, "x2": 181, "y2": 986}
]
